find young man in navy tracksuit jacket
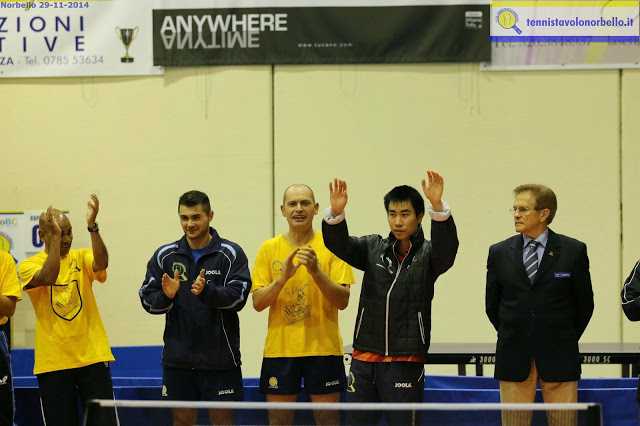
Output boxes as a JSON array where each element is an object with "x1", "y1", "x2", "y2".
[{"x1": 139, "y1": 190, "x2": 251, "y2": 426}]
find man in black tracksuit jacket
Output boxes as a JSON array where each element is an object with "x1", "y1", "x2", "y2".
[
  {"x1": 139, "y1": 190, "x2": 251, "y2": 426},
  {"x1": 322, "y1": 171, "x2": 458, "y2": 426}
]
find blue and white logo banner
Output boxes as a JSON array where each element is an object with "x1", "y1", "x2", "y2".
[
  {"x1": 485, "y1": 0, "x2": 640, "y2": 69},
  {"x1": 491, "y1": 0, "x2": 639, "y2": 42},
  {"x1": 0, "y1": 211, "x2": 44, "y2": 262}
]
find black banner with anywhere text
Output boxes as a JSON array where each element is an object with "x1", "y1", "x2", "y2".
[{"x1": 153, "y1": 5, "x2": 490, "y2": 65}]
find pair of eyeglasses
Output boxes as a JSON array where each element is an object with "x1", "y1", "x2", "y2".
[{"x1": 509, "y1": 207, "x2": 539, "y2": 214}]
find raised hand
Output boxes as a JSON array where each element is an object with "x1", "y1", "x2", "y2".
[
  {"x1": 296, "y1": 247, "x2": 319, "y2": 275},
  {"x1": 86, "y1": 194, "x2": 99, "y2": 226},
  {"x1": 191, "y1": 269, "x2": 206, "y2": 295},
  {"x1": 329, "y1": 178, "x2": 348, "y2": 216},
  {"x1": 421, "y1": 170, "x2": 444, "y2": 211},
  {"x1": 47, "y1": 206, "x2": 62, "y2": 236},
  {"x1": 39, "y1": 206, "x2": 62, "y2": 243},
  {"x1": 162, "y1": 270, "x2": 181, "y2": 299}
]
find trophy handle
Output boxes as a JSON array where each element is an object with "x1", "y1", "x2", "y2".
[
  {"x1": 115, "y1": 26, "x2": 121, "y2": 39},
  {"x1": 132, "y1": 26, "x2": 139, "y2": 41}
]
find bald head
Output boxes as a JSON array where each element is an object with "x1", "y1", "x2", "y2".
[
  {"x1": 281, "y1": 184, "x2": 319, "y2": 231},
  {"x1": 38, "y1": 208, "x2": 66, "y2": 229},
  {"x1": 282, "y1": 184, "x2": 315, "y2": 205},
  {"x1": 38, "y1": 208, "x2": 73, "y2": 256}
]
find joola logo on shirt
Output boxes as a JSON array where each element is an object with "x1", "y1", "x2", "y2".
[
  {"x1": 218, "y1": 389, "x2": 235, "y2": 395},
  {"x1": 325, "y1": 380, "x2": 340, "y2": 387},
  {"x1": 395, "y1": 382, "x2": 413, "y2": 388},
  {"x1": 206, "y1": 270, "x2": 221, "y2": 275},
  {"x1": 0, "y1": 376, "x2": 7, "y2": 385}
]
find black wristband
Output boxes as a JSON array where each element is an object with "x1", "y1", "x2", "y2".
[{"x1": 87, "y1": 222, "x2": 99, "y2": 233}]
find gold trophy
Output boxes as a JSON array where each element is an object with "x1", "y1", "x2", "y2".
[{"x1": 116, "y1": 27, "x2": 138, "y2": 63}]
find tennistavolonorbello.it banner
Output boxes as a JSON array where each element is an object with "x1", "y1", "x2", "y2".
[
  {"x1": 152, "y1": 0, "x2": 491, "y2": 65},
  {"x1": 484, "y1": 0, "x2": 640, "y2": 70},
  {"x1": 491, "y1": 0, "x2": 639, "y2": 42},
  {"x1": 0, "y1": 0, "x2": 162, "y2": 77}
]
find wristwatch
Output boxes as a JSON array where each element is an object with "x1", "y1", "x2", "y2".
[{"x1": 87, "y1": 222, "x2": 99, "y2": 233}]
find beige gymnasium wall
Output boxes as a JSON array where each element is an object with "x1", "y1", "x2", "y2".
[{"x1": 0, "y1": 64, "x2": 633, "y2": 378}]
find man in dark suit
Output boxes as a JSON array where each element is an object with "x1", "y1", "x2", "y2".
[
  {"x1": 620, "y1": 259, "x2": 640, "y2": 420},
  {"x1": 486, "y1": 184, "x2": 594, "y2": 426}
]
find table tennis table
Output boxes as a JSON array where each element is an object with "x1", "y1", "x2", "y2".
[{"x1": 344, "y1": 343, "x2": 640, "y2": 377}]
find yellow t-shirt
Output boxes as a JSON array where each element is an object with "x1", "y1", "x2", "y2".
[
  {"x1": 18, "y1": 249, "x2": 114, "y2": 375},
  {"x1": 0, "y1": 251, "x2": 21, "y2": 326},
  {"x1": 252, "y1": 232, "x2": 355, "y2": 357}
]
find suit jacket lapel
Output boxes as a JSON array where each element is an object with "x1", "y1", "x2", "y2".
[
  {"x1": 508, "y1": 234, "x2": 529, "y2": 283},
  {"x1": 534, "y1": 228, "x2": 560, "y2": 285}
]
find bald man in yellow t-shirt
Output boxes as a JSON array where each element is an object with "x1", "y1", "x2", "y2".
[
  {"x1": 0, "y1": 250, "x2": 21, "y2": 426},
  {"x1": 18, "y1": 196, "x2": 117, "y2": 426},
  {"x1": 252, "y1": 184, "x2": 355, "y2": 426}
]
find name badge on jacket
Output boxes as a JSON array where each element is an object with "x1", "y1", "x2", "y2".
[{"x1": 554, "y1": 272, "x2": 571, "y2": 278}]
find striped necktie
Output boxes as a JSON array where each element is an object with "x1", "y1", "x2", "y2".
[{"x1": 524, "y1": 240, "x2": 540, "y2": 283}]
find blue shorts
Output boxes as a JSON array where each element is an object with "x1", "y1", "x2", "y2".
[
  {"x1": 162, "y1": 367, "x2": 243, "y2": 401},
  {"x1": 260, "y1": 356, "x2": 346, "y2": 395},
  {"x1": 346, "y1": 359, "x2": 425, "y2": 426}
]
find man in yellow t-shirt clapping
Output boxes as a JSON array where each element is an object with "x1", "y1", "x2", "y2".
[
  {"x1": 252, "y1": 184, "x2": 355, "y2": 426},
  {"x1": 18, "y1": 195, "x2": 116, "y2": 426}
]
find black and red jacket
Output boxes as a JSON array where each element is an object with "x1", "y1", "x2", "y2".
[{"x1": 323, "y1": 217, "x2": 458, "y2": 358}]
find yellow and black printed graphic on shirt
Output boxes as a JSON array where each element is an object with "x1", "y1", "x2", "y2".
[
  {"x1": 282, "y1": 282, "x2": 311, "y2": 324},
  {"x1": 50, "y1": 259, "x2": 83, "y2": 321},
  {"x1": 271, "y1": 259, "x2": 312, "y2": 324}
]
